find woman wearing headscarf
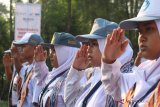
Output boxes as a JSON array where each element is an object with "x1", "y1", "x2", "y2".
[
  {"x1": 64, "y1": 18, "x2": 133, "y2": 107},
  {"x1": 33, "y1": 32, "x2": 81, "y2": 107},
  {"x1": 101, "y1": 0, "x2": 160, "y2": 106}
]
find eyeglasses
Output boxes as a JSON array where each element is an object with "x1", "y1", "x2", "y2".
[
  {"x1": 17, "y1": 44, "x2": 29, "y2": 51},
  {"x1": 82, "y1": 41, "x2": 98, "y2": 47}
]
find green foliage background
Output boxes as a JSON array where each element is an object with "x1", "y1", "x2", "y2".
[{"x1": 0, "y1": 0, "x2": 143, "y2": 101}]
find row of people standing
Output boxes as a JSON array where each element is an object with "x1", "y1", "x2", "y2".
[
  {"x1": 3, "y1": 33, "x2": 45, "y2": 107},
  {"x1": 3, "y1": 0, "x2": 160, "y2": 106},
  {"x1": 3, "y1": 18, "x2": 133, "y2": 107}
]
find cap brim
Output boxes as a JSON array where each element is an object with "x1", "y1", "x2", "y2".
[
  {"x1": 4, "y1": 49, "x2": 11, "y2": 54},
  {"x1": 40, "y1": 43, "x2": 53, "y2": 48},
  {"x1": 13, "y1": 41, "x2": 27, "y2": 45},
  {"x1": 119, "y1": 16, "x2": 160, "y2": 30},
  {"x1": 76, "y1": 34, "x2": 104, "y2": 42}
]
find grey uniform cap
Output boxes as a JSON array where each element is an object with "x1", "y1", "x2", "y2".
[
  {"x1": 76, "y1": 18, "x2": 118, "y2": 42},
  {"x1": 42, "y1": 32, "x2": 81, "y2": 48},
  {"x1": 13, "y1": 33, "x2": 44, "y2": 46},
  {"x1": 120, "y1": 0, "x2": 160, "y2": 30}
]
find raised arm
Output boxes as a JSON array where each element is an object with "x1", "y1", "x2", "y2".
[
  {"x1": 102, "y1": 28, "x2": 128, "y2": 64},
  {"x1": 33, "y1": 45, "x2": 48, "y2": 85},
  {"x1": 64, "y1": 45, "x2": 89, "y2": 107},
  {"x1": 101, "y1": 28, "x2": 129, "y2": 99},
  {"x1": 3, "y1": 53, "x2": 13, "y2": 81}
]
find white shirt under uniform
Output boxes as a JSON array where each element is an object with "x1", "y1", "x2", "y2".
[
  {"x1": 64, "y1": 67, "x2": 107, "y2": 107},
  {"x1": 17, "y1": 63, "x2": 43, "y2": 107},
  {"x1": 33, "y1": 61, "x2": 69, "y2": 107},
  {"x1": 101, "y1": 57, "x2": 160, "y2": 107},
  {"x1": 11, "y1": 63, "x2": 28, "y2": 106}
]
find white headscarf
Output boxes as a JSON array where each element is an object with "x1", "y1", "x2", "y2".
[
  {"x1": 155, "y1": 19, "x2": 160, "y2": 34},
  {"x1": 48, "y1": 45, "x2": 78, "y2": 79},
  {"x1": 75, "y1": 38, "x2": 133, "y2": 107},
  {"x1": 82, "y1": 39, "x2": 133, "y2": 107}
]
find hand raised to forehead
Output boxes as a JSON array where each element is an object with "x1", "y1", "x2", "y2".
[
  {"x1": 102, "y1": 28, "x2": 129, "y2": 64},
  {"x1": 34, "y1": 45, "x2": 47, "y2": 62},
  {"x1": 11, "y1": 46, "x2": 22, "y2": 61},
  {"x1": 73, "y1": 45, "x2": 89, "y2": 71},
  {"x1": 3, "y1": 54, "x2": 13, "y2": 67}
]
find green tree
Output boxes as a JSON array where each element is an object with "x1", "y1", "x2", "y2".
[
  {"x1": 36, "y1": 0, "x2": 144, "y2": 57},
  {"x1": 71, "y1": 0, "x2": 143, "y2": 57},
  {"x1": 0, "y1": 14, "x2": 10, "y2": 101},
  {"x1": 38, "y1": 0, "x2": 68, "y2": 43}
]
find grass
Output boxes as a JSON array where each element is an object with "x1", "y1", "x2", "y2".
[{"x1": 0, "y1": 100, "x2": 7, "y2": 107}]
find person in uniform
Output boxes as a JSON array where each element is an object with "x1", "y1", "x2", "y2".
[
  {"x1": 3, "y1": 43, "x2": 28, "y2": 107},
  {"x1": 33, "y1": 32, "x2": 81, "y2": 107},
  {"x1": 101, "y1": 0, "x2": 160, "y2": 106},
  {"x1": 13, "y1": 33, "x2": 44, "y2": 107},
  {"x1": 64, "y1": 18, "x2": 133, "y2": 107}
]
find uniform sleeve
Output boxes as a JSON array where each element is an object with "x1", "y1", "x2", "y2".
[
  {"x1": 101, "y1": 60, "x2": 122, "y2": 100},
  {"x1": 64, "y1": 66, "x2": 89, "y2": 107},
  {"x1": 33, "y1": 61, "x2": 49, "y2": 85},
  {"x1": 32, "y1": 82, "x2": 43, "y2": 104},
  {"x1": 101, "y1": 60, "x2": 137, "y2": 100}
]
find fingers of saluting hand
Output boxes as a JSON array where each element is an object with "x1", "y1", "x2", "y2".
[
  {"x1": 3, "y1": 54, "x2": 10, "y2": 63},
  {"x1": 118, "y1": 28, "x2": 128, "y2": 52},
  {"x1": 34, "y1": 45, "x2": 46, "y2": 61},
  {"x1": 11, "y1": 46, "x2": 18, "y2": 55},
  {"x1": 112, "y1": 28, "x2": 119, "y2": 42},
  {"x1": 121, "y1": 39, "x2": 129, "y2": 52},
  {"x1": 79, "y1": 46, "x2": 84, "y2": 57},
  {"x1": 35, "y1": 45, "x2": 39, "y2": 55},
  {"x1": 83, "y1": 45, "x2": 88, "y2": 58},
  {"x1": 79, "y1": 45, "x2": 87, "y2": 57},
  {"x1": 106, "y1": 34, "x2": 112, "y2": 45},
  {"x1": 109, "y1": 28, "x2": 124, "y2": 43},
  {"x1": 35, "y1": 45, "x2": 42, "y2": 57},
  {"x1": 3, "y1": 54, "x2": 10, "y2": 58},
  {"x1": 39, "y1": 45, "x2": 44, "y2": 53},
  {"x1": 110, "y1": 29, "x2": 117, "y2": 43},
  {"x1": 78, "y1": 46, "x2": 83, "y2": 57},
  {"x1": 118, "y1": 29, "x2": 125, "y2": 42},
  {"x1": 37, "y1": 45, "x2": 41, "y2": 53},
  {"x1": 76, "y1": 50, "x2": 80, "y2": 58},
  {"x1": 3, "y1": 54, "x2": 12, "y2": 65},
  {"x1": 103, "y1": 28, "x2": 127, "y2": 64},
  {"x1": 35, "y1": 45, "x2": 43, "y2": 54},
  {"x1": 81, "y1": 45, "x2": 86, "y2": 57}
]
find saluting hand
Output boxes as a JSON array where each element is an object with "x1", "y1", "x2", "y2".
[
  {"x1": 73, "y1": 45, "x2": 89, "y2": 71},
  {"x1": 11, "y1": 45, "x2": 19, "y2": 59},
  {"x1": 102, "y1": 28, "x2": 129, "y2": 64},
  {"x1": 34, "y1": 45, "x2": 47, "y2": 62},
  {"x1": 10, "y1": 46, "x2": 23, "y2": 73},
  {"x1": 3, "y1": 54, "x2": 12, "y2": 67}
]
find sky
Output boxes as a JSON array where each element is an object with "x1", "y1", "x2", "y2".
[
  {"x1": 0, "y1": 0, "x2": 28, "y2": 10},
  {"x1": 0, "y1": 0, "x2": 10, "y2": 7}
]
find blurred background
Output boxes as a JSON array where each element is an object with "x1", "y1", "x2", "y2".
[{"x1": 0, "y1": 0, "x2": 143, "y2": 106}]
